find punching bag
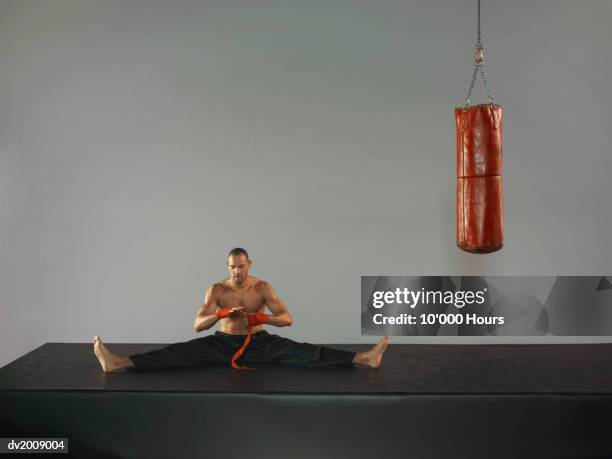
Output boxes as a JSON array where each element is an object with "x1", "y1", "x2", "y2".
[
  {"x1": 455, "y1": 0, "x2": 503, "y2": 253},
  {"x1": 455, "y1": 103, "x2": 503, "y2": 253}
]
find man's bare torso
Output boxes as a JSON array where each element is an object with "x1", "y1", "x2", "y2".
[{"x1": 215, "y1": 276, "x2": 267, "y2": 335}]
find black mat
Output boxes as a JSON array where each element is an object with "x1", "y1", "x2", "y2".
[
  {"x1": 3, "y1": 342, "x2": 612, "y2": 459},
  {"x1": 1, "y1": 342, "x2": 612, "y2": 393}
]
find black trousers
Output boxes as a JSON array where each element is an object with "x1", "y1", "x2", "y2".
[{"x1": 128, "y1": 330, "x2": 357, "y2": 370}]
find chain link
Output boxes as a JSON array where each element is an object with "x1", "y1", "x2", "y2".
[
  {"x1": 463, "y1": 0, "x2": 495, "y2": 107},
  {"x1": 477, "y1": 0, "x2": 481, "y2": 46}
]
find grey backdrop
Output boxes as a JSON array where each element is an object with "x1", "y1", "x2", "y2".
[{"x1": 1, "y1": 0, "x2": 611, "y2": 368}]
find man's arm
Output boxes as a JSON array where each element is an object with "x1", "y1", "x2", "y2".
[
  {"x1": 259, "y1": 281, "x2": 293, "y2": 327},
  {"x1": 194, "y1": 285, "x2": 222, "y2": 333}
]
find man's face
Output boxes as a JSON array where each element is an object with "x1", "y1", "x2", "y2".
[{"x1": 227, "y1": 254, "x2": 251, "y2": 285}]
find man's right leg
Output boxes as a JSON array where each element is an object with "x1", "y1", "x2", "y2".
[
  {"x1": 93, "y1": 334, "x2": 234, "y2": 373},
  {"x1": 93, "y1": 336, "x2": 134, "y2": 373}
]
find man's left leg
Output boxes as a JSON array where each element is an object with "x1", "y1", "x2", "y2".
[
  {"x1": 244, "y1": 333, "x2": 389, "y2": 369},
  {"x1": 351, "y1": 336, "x2": 389, "y2": 368}
]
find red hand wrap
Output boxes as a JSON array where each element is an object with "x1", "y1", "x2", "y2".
[
  {"x1": 215, "y1": 307, "x2": 234, "y2": 319},
  {"x1": 230, "y1": 313, "x2": 270, "y2": 371},
  {"x1": 246, "y1": 313, "x2": 270, "y2": 327},
  {"x1": 231, "y1": 331, "x2": 254, "y2": 371}
]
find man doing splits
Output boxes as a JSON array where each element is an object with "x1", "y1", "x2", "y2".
[{"x1": 93, "y1": 248, "x2": 389, "y2": 372}]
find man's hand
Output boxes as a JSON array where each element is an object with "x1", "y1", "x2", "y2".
[
  {"x1": 245, "y1": 313, "x2": 271, "y2": 327},
  {"x1": 228, "y1": 306, "x2": 245, "y2": 318},
  {"x1": 216, "y1": 306, "x2": 245, "y2": 320}
]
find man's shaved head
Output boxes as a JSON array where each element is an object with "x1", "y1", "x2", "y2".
[
  {"x1": 227, "y1": 247, "x2": 249, "y2": 260},
  {"x1": 226, "y1": 248, "x2": 251, "y2": 286}
]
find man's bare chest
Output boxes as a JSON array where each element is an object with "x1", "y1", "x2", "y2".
[{"x1": 218, "y1": 290, "x2": 264, "y2": 312}]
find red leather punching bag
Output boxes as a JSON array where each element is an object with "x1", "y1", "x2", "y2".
[
  {"x1": 455, "y1": 0, "x2": 503, "y2": 253},
  {"x1": 455, "y1": 103, "x2": 503, "y2": 253}
]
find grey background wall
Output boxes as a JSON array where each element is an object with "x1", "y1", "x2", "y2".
[{"x1": 1, "y1": 0, "x2": 611, "y2": 368}]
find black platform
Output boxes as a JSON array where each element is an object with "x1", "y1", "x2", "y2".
[{"x1": 2, "y1": 342, "x2": 612, "y2": 459}]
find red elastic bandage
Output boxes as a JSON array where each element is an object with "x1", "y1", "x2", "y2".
[
  {"x1": 246, "y1": 313, "x2": 270, "y2": 327},
  {"x1": 231, "y1": 331, "x2": 254, "y2": 371},
  {"x1": 230, "y1": 313, "x2": 270, "y2": 371},
  {"x1": 215, "y1": 307, "x2": 234, "y2": 319}
]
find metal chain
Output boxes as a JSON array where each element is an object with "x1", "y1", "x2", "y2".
[
  {"x1": 477, "y1": 0, "x2": 481, "y2": 46},
  {"x1": 463, "y1": 0, "x2": 495, "y2": 107}
]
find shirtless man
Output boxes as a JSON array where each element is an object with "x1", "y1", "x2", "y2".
[{"x1": 93, "y1": 247, "x2": 389, "y2": 373}]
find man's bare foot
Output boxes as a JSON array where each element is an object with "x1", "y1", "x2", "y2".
[
  {"x1": 93, "y1": 335, "x2": 125, "y2": 373},
  {"x1": 353, "y1": 336, "x2": 389, "y2": 368},
  {"x1": 366, "y1": 336, "x2": 389, "y2": 368}
]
